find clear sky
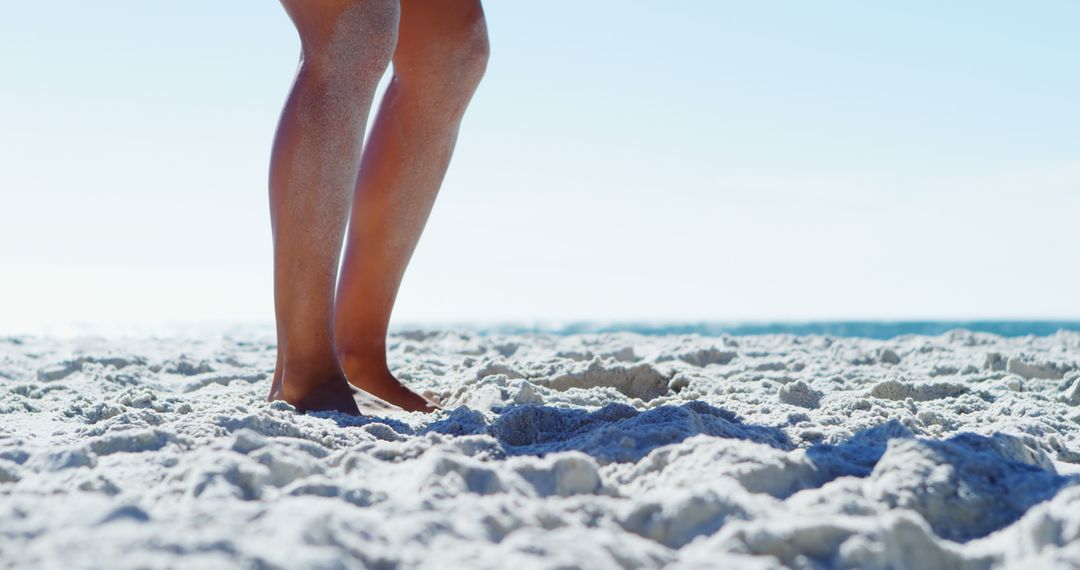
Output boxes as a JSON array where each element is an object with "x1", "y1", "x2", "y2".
[{"x1": 2, "y1": 1, "x2": 1079, "y2": 333}]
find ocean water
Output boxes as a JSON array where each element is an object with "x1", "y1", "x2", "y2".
[
  {"x1": 464, "y1": 321, "x2": 1080, "y2": 340},
  {"x1": 11, "y1": 320, "x2": 1080, "y2": 341}
]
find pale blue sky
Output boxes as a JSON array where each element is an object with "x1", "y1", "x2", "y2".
[{"x1": 2, "y1": 1, "x2": 1079, "y2": 332}]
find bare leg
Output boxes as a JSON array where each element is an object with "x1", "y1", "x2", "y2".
[
  {"x1": 268, "y1": 0, "x2": 399, "y2": 414},
  {"x1": 334, "y1": 0, "x2": 489, "y2": 412}
]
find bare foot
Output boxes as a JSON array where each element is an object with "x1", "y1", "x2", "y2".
[
  {"x1": 268, "y1": 367, "x2": 361, "y2": 415},
  {"x1": 350, "y1": 386, "x2": 407, "y2": 415},
  {"x1": 340, "y1": 356, "x2": 439, "y2": 413}
]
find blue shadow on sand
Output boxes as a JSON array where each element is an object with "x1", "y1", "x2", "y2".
[
  {"x1": 423, "y1": 403, "x2": 1074, "y2": 542},
  {"x1": 805, "y1": 420, "x2": 1072, "y2": 542},
  {"x1": 426, "y1": 401, "x2": 792, "y2": 463},
  {"x1": 324, "y1": 402, "x2": 1075, "y2": 543}
]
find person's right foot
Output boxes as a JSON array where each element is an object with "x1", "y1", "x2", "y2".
[{"x1": 269, "y1": 369, "x2": 361, "y2": 415}]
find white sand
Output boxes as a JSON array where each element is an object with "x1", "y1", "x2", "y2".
[{"x1": 3, "y1": 328, "x2": 1080, "y2": 569}]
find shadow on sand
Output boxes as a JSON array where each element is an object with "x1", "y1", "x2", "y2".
[
  {"x1": 425, "y1": 401, "x2": 792, "y2": 463},
  {"x1": 328, "y1": 401, "x2": 1073, "y2": 543},
  {"x1": 805, "y1": 420, "x2": 1071, "y2": 541}
]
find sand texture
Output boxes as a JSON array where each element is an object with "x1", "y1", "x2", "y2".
[{"x1": 3, "y1": 329, "x2": 1080, "y2": 569}]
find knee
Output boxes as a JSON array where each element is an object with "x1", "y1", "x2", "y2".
[
  {"x1": 287, "y1": 0, "x2": 400, "y2": 85},
  {"x1": 438, "y1": 19, "x2": 491, "y2": 91},
  {"x1": 395, "y1": 11, "x2": 490, "y2": 103}
]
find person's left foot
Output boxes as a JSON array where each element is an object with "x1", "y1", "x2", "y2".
[
  {"x1": 340, "y1": 356, "x2": 440, "y2": 413},
  {"x1": 350, "y1": 385, "x2": 408, "y2": 415}
]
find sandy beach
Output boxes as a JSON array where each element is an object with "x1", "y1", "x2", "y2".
[{"x1": 3, "y1": 328, "x2": 1080, "y2": 569}]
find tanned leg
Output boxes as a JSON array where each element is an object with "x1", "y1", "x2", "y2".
[
  {"x1": 334, "y1": 0, "x2": 489, "y2": 412},
  {"x1": 268, "y1": 0, "x2": 400, "y2": 414}
]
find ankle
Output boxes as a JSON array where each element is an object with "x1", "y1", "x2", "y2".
[
  {"x1": 336, "y1": 338, "x2": 387, "y2": 365},
  {"x1": 280, "y1": 356, "x2": 346, "y2": 391},
  {"x1": 338, "y1": 350, "x2": 390, "y2": 376}
]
